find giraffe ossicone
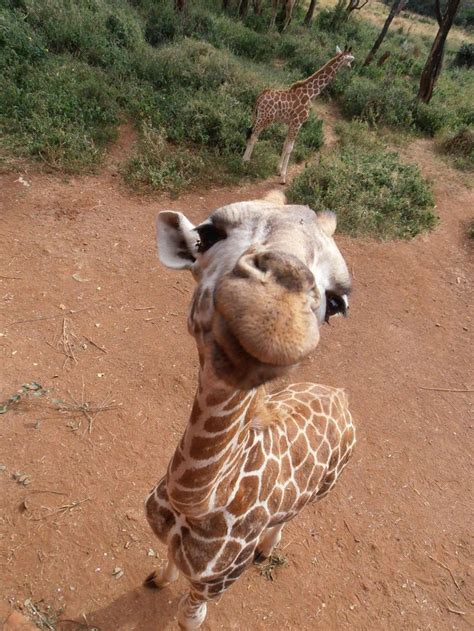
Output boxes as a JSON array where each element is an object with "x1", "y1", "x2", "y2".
[
  {"x1": 146, "y1": 192, "x2": 356, "y2": 630},
  {"x1": 243, "y1": 46, "x2": 355, "y2": 184}
]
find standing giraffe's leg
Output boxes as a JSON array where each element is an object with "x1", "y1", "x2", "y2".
[
  {"x1": 280, "y1": 122, "x2": 302, "y2": 184},
  {"x1": 243, "y1": 118, "x2": 266, "y2": 162},
  {"x1": 178, "y1": 590, "x2": 208, "y2": 630},
  {"x1": 255, "y1": 523, "x2": 285, "y2": 561},
  {"x1": 144, "y1": 549, "x2": 179, "y2": 589},
  {"x1": 278, "y1": 137, "x2": 290, "y2": 175}
]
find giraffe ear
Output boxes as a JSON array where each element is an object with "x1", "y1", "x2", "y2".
[
  {"x1": 316, "y1": 210, "x2": 337, "y2": 237},
  {"x1": 156, "y1": 211, "x2": 198, "y2": 270},
  {"x1": 336, "y1": 45, "x2": 342, "y2": 54}
]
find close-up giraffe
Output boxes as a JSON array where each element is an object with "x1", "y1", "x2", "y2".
[
  {"x1": 145, "y1": 192, "x2": 356, "y2": 630},
  {"x1": 243, "y1": 46, "x2": 355, "y2": 184}
]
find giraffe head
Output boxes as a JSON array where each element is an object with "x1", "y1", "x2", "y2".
[
  {"x1": 156, "y1": 196, "x2": 350, "y2": 387},
  {"x1": 335, "y1": 45, "x2": 355, "y2": 68}
]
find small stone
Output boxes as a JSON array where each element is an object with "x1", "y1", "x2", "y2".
[
  {"x1": 112, "y1": 567, "x2": 124, "y2": 579},
  {"x1": 147, "y1": 548, "x2": 156, "y2": 557},
  {"x1": 0, "y1": 464, "x2": 6, "y2": 472}
]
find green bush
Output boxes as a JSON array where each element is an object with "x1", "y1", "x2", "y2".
[
  {"x1": 453, "y1": 43, "x2": 474, "y2": 68},
  {"x1": 437, "y1": 126, "x2": 474, "y2": 171},
  {"x1": 340, "y1": 75, "x2": 415, "y2": 128},
  {"x1": 124, "y1": 122, "x2": 205, "y2": 193},
  {"x1": 0, "y1": 56, "x2": 118, "y2": 169},
  {"x1": 287, "y1": 144, "x2": 437, "y2": 240}
]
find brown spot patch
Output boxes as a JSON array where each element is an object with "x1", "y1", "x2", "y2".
[
  {"x1": 244, "y1": 442, "x2": 265, "y2": 473},
  {"x1": 187, "y1": 511, "x2": 228, "y2": 539},
  {"x1": 212, "y1": 539, "x2": 242, "y2": 574},
  {"x1": 293, "y1": 453, "x2": 315, "y2": 490},
  {"x1": 260, "y1": 458, "x2": 279, "y2": 499},
  {"x1": 190, "y1": 427, "x2": 239, "y2": 460},
  {"x1": 178, "y1": 458, "x2": 224, "y2": 488},
  {"x1": 267, "y1": 486, "x2": 283, "y2": 514},
  {"x1": 181, "y1": 527, "x2": 222, "y2": 574},
  {"x1": 206, "y1": 388, "x2": 231, "y2": 407},
  {"x1": 228, "y1": 475, "x2": 260, "y2": 516},
  {"x1": 232, "y1": 506, "x2": 267, "y2": 540},
  {"x1": 290, "y1": 432, "x2": 308, "y2": 468}
]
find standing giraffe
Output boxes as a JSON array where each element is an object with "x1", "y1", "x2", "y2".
[
  {"x1": 243, "y1": 46, "x2": 355, "y2": 184},
  {"x1": 145, "y1": 192, "x2": 356, "y2": 630}
]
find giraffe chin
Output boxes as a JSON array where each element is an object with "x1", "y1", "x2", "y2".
[{"x1": 211, "y1": 316, "x2": 291, "y2": 389}]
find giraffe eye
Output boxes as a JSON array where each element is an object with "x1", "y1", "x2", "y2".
[
  {"x1": 196, "y1": 223, "x2": 227, "y2": 254},
  {"x1": 325, "y1": 291, "x2": 348, "y2": 322}
]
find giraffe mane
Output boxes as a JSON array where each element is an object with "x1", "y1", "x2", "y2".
[{"x1": 289, "y1": 54, "x2": 342, "y2": 91}]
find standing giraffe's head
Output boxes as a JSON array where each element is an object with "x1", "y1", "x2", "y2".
[
  {"x1": 335, "y1": 45, "x2": 355, "y2": 67},
  {"x1": 156, "y1": 195, "x2": 351, "y2": 387}
]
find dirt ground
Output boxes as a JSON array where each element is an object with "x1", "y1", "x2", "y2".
[{"x1": 0, "y1": 123, "x2": 473, "y2": 631}]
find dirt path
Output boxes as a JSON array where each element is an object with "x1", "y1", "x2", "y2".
[{"x1": 0, "y1": 131, "x2": 473, "y2": 631}]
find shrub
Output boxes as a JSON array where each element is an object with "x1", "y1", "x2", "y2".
[
  {"x1": 437, "y1": 126, "x2": 474, "y2": 171},
  {"x1": 287, "y1": 144, "x2": 437, "y2": 239},
  {"x1": 340, "y1": 75, "x2": 415, "y2": 128},
  {"x1": 0, "y1": 56, "x2": 119, "y2": 170},
  {"x1": 413, "y1": 101, "x2": 451, "y2": 136},
  {"x1": 124, "y1": 122, "x2": 205, "y2": 193},
  {"x1": 453, "y1": 43, "x2": 474, "y2": 69}
]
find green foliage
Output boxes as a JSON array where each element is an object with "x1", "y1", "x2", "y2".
[
  {"x1": 287, "y1": 128, "x2": 437, "y2": 240},
  {"x1": 124, "y1": 122, "x2": 205, "y2": 193},
  {"x1": 437, "y1": 126, "x2": 474, "y2": 171},
  {"x1": 0, "y1": 0, "x2": 472, "y2": 188},
  {"x1": 1, "y1": 54, "x2": 118, "y2": 169},
  {"x1": 385, "y1": 0, "x2": 474, "y2": 30},
  {"x1": 453, "y1": 42, "x2": 474, "y2": 68}
]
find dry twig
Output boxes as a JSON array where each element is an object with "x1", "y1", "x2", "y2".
[
  {"x1": 427, "y1": 554, "x2": 461, "y2": 590},
  {"x1": 419, "y1": 386, "x2": 474, "y2": 393}
]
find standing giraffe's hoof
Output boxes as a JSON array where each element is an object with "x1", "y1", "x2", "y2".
[
  {"x1": 253, "y1": 549, "x2": 269, "y2": 565},
  {"x1": 143, "y1": 570, "x2": 171, "y2": 590}
]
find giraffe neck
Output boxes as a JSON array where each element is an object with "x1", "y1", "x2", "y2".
[
  {"x1": 295, "y1": 56, "x2": 345, "y2": 99},
  {"x1": 165, "y1": 356, "x2": 265, "y2": 517}
]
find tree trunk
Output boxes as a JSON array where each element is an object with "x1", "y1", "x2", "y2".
[
  {"x1": 222, "y1": 0, "x2": 230, "y2": 9},
  {"x1": 418, "y1": 0, "x2": 461, "y2": 103},
  {"x1": 364, "y1": 0, "x2": 405, "y2": 66},
  {"x1": 239, "y1": 0, "x2": 250, "y2": 18},
  {"x1": 304, "y1": 0, "x2": 317, "y2": 25},
  {"x1": 282, "y1": 0, "x2": 295, "y2": 30},
  {"x1": 174, "y1": 0, "x2": 186, "y2": 11}
]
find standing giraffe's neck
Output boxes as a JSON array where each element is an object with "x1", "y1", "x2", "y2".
[
  {"x1": 165, "y1": 356, "x2": 266, "y2": 518},
  {"x1": 294, "y1": 55, "x2": 346, "y2": 99}
]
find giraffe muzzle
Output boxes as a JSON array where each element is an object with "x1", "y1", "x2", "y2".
[{"x1": 213, "y1": 250, "x2": 320, "y2": 367}]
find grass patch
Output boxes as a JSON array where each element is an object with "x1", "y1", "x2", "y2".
[
  {"x1": 124, "y1": 122, "x2": 206, "y2": 194},
  {"x1": 287, "y1": 123, "x2": 437, "y2": 239},
  {"x1": 1, "y1": 0, "x2": 473, "y2": 182}
]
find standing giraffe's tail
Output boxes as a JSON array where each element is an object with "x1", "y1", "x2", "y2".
[{"x1": 246, "y1": 126, "x2": 253, "y2": 140}]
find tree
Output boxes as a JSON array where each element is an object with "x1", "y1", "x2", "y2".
[
  {"x1": 364, "y1": 0, "x2": 406, "y2": 66},
  {"x1": 239, "y1": 0, "x2": 250, "y2": 18},
  {"x1": 304, "y1": 0, "x2": 318, "y2": 26},
  {"x1": 270, "y1": 0, "x2": 296, "y2": 30},
  {"x1": 418, "y1": 0, "x2": 462, "y2": 103},
  {"x1": 345, "y1": 0, "x2": 370, "y2": 18}
]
